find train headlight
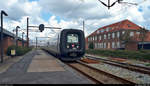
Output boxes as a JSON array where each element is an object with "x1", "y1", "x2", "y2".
[
  {"x1": 77, "y1": 46, "x2": 79, "y2": 48},
  {"x1": 67, "y1": 45, "x2": 69, "y2": 48}
]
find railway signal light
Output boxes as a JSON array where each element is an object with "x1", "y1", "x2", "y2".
[{"x1": 39, "y1": 24, "x2": 44, "y2": 32}]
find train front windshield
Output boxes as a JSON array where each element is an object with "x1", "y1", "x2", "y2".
[{"x1": 67, "y1": 34, "x2": 79, "y2": 43}]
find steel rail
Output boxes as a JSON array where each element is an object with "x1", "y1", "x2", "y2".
[
  {"x1": 66, "y1": 61, "x2": 136, "y2": 84},
  {"x1": 86, "y1": 55, "x2": 150, "y2": 75},
  {"x1": 67, "y1": 63, "x2": 102, "y2": 84}
]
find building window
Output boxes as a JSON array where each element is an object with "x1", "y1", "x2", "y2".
[
  {"x1": 94, "y1": 43, "x2": 96, "y2": 48},
  {"x1": 108, "y1": 42, "x2": 110, "y2": 49},
  {"x1": 104, "y1": 34, "x2": 106, "y2": 39},
  {"x1": 95, "y1": 36, "x2": 97, "y2": 41},
  {"x1": 117, "y1": 32, "x2": 120, "y2": 38},
  {"x1": 109, "y1": 27, "x2": 112, "y2": 30},
  {"x1": 112, "y1": 33, "x2": 115, "y2": 38},
  {"x1": 136, "y1": 32, "x2": 140, "y2": 34},
  {"x1": 101, "y1": 43, "x2": 103, "y2": 48},
  {"x1": 99, "y1": 35, "x2": 101, "y2": 40},
  {"x1": 108, "y1": 34, "x2": 110, "y2": 39},
  {"x1": 104, "y1": 42, "x2": 106, "y2": 48},
  {"x1": 130, "y1": 32, "x2": 134, "y2": 36},
  {"x1": 117, "y1": 41, "x2": 120, "y2": 48},
  {"x1": 112, "y1": 42, "x2": 115, "y2": 48},
  {"x1": 96, "y1": 43, "x2": 98, "y2": 48},
  {"x1": 99, "y1": 43, "x2": 101, "y2": 48}
]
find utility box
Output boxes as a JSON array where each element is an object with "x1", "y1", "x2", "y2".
[{"x1": 11, "y1": 49, "x2": 16, "y2": 56}]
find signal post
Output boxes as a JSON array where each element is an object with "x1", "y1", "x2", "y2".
[{"x1": 26, "y1": 17, "x2": 61, "y2": 48}]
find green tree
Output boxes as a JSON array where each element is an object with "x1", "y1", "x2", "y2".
[
  {"x1": 88, "y1": 42, "x2": 94, "y2": 49},
  {"x1": 120, "y1": 30, "x2": 135, "y2": 44},
  {"x1": 139, "y1": 27, "x2": 149, "y2": 49}
]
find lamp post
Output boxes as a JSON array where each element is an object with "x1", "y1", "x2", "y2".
[
  {"x1": 27, "y1": 17, "x2": 29, "y2": 48},
  {"x1": 0, "y1": 10, "x2": 8, "y2": 63},
  {"x1": 83, "y1": 20, "x2": 85, "y2": 33},
  {"x1": 36, "y1": 37, "x2": 37, "y2": 48},
  {"x1": 16, "y1": 26, "x2": 20, "y2": 47},
  {"x1": 22, "y1": 32, "x2": 25, "y2": 47}
]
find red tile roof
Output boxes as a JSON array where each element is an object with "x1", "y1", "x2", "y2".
[{"x1": 87, "y1": 19, "x2": 141, "y2": 37}]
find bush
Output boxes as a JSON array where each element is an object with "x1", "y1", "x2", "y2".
[
  {"x1": 88, "y1": 42, "x2": 94, "y2": 49},
  {"x1": 7, "y1": 45, "x2": 32, "y2": 56},
  {"x1": 86, "y1": 49, "x2": 150, "y2": 60},
  {"x1": 7, "y1": 45, "x2": 16, "y2": 56}
]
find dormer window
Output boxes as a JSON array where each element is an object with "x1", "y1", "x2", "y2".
[
  {"x1": 127, "y1": 24, "x2": 131, "y2": 27},
  {"x1": 106, "y1": 27, "x2": 109, "y2": 32},
  {"x1": 101, "y1": 29, "x2": 104, "y2": 33},
  {"x1": 97, "y1": 30, "x2": 99, "y2": 34},
  {"x1": 109, "y1": 27, "x2": 112, "y2": 31}
]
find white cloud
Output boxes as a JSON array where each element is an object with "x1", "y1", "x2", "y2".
[{"x1": 0, "y1": 0, "x2": 150, "y2": 45}]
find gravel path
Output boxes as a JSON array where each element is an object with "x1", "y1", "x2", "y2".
[{"x1": 88, "y1": 62, "x2": 150, "y2": 84}]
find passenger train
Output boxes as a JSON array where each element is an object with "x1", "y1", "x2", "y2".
[{"x1": 43, "y1": 29, "x2": 85, "y2": 61}]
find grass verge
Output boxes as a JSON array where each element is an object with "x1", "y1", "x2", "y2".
[{"x1": 86, "y1": 49, "x2": 150, "y2": 61}]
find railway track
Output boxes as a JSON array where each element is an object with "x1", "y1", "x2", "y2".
[
  {"x1": 66, "y1": 61, "x2": 136, "y2": 84},
  {"x1": 85, "y1": 55, "x2": 150, "y2": 75}
]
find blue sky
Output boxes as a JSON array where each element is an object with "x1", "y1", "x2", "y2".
[{"x1": 28, "y1": 0, "x2": 63, "y2": 23}]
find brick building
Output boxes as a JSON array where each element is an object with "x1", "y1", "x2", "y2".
[
  {"x1": 86, "y1": 19, "x2": 150, "y2": 50},
  {"x1": 0, "y1": 28, "x2": 27, "y2": 55}
]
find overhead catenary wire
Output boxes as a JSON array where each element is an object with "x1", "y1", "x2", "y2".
[
  {"x1": 118, "y1": 0, "x2": 147, "y2": 6},
  {"x1": 97, "y1": 0, "x2": 147, "y2": 9}
]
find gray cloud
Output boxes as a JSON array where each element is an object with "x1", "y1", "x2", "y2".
[
  {"x1": 38, "y1": 0, "x2": 111, "y2": 20},
  {"x1": 0, "y1": 0, "x2": 150, "y2": 42}
]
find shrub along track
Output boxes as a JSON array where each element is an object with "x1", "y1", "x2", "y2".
[
  {"x1": 66, "y1": 61, "x2": 136, "y2": 84},
  {"x1": 85, "y1": 55, "x2": 150, "y2": 76}
]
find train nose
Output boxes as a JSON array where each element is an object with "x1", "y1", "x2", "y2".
[{"x1": 69, "y1": 52, "x2": 77, "y2": 57}]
